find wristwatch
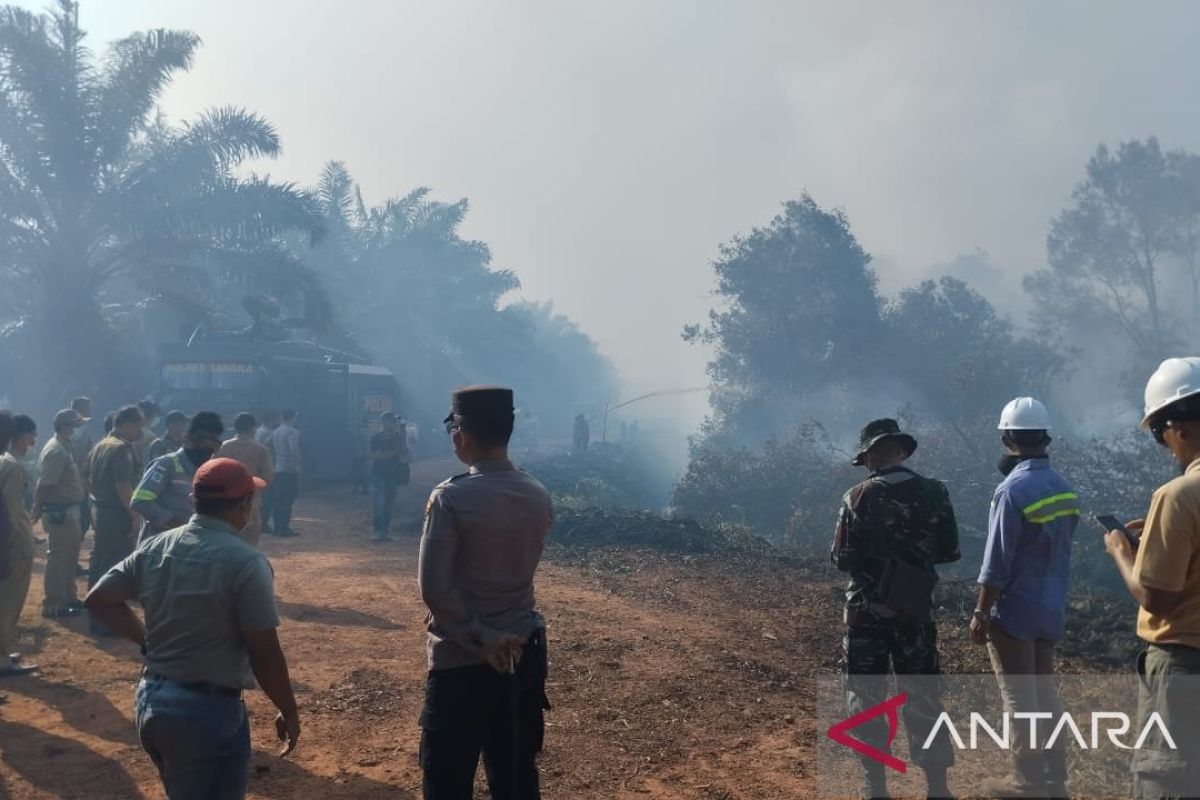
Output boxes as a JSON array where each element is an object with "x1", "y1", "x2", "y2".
[{"x1": 972, "y1": 609, "x2": 989, "y2": 621}]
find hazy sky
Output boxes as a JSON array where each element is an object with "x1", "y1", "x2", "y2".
[{"x1": 39, "y1": 0, "x2": 1200, "y2": 427}]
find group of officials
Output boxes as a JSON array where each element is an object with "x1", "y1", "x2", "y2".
[
  {"x1": 78, "y1": 385, "x2": 549, "y2": 800},
  {"x1": 835, "y1": 356, "x2": 1200, "y2": 800}
]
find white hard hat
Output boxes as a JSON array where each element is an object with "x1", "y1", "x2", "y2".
[
  {"x1": 998, "y1": 397, "x2": 1052, "y2": 431},
  {"x1": 1142, "y1": 357, "x2": 1200, "y2": 428}
]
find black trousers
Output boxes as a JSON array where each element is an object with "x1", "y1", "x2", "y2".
[
  {"x1": 420, "y1": 632, "x2": 548, "y2": 800},
  {"x1": 271, "y1": 472, "x2": 299, "y2": 533}
]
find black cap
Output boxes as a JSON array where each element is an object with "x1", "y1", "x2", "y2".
[
  {"x1": 444, "y1": 385, "x2": 515, "y2": 426},
  {"x1": 852, "y1": 418, "x2": 917, "y2": 466}
]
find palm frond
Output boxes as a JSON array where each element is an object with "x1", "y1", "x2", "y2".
[
  {"x1": 316, "y1": 159, "x2": 355, "y2": 223},
  {"x1": 96, "y1": 28, "x2": 199, "y2": 165},
  {"x1": 121, "y1": 107, "x2": 281, "y2": 205},
  {"x1": 0, "y1": 1, "x2": 98, "y2": 208},
  {"x1": 136, "y1": 175, "x2": 325, "y2": 246},
  {"x1": 183, "y1": 106, "x2": 280, "y2": 167}
]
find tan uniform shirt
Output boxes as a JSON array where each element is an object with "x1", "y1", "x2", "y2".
[
  {"x1": 0, "y1": 455, "x2": 35, "y2": 561},
  {"x1": 1134, "y1": 458, "x2": 1200, "y2": 650},
  {"x1": 217, "y1": 437, "x2": 274, "y2": 485},
  {"x1": 88, "y1": 435, "x2": 140, "y2": 508},
  {"x1": 37, "y1": 435, "x2": 85, "y2": 505},
  {"x1": 418, "y1": 459, "x2": 553, "y2": 670}
]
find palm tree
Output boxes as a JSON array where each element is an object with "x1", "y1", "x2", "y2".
[{"x1": 0, "y1": 0, "x2": 325, "y2": 400}]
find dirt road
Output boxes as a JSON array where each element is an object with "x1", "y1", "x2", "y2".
[{"x1": 0, "y1": 458, "x2": 1134, "y2": 799}]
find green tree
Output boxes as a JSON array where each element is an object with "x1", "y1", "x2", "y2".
[
  {"x1": 885, "y1": 276, "x2": 1063, "y2": 433},
  {"x1": 0, "y1": 1, "x2": 323, "y2": 403},
  {"x1": 683, "y1": 193, "x2": 883, "y2": 439},
  {"x1": 1025, "y1": 138, "x2": 1200, "y2": 394},
  {"x1": 304, "y1": 161, "x2": 616, "y2": 433}
]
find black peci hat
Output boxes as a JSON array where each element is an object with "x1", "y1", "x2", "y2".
[
  {"x1": 852, "y1": 418, "x2": 918, "y2": 466},
  {"x1": 444, "y1": 385, "x2": 515, "y2": 426}
]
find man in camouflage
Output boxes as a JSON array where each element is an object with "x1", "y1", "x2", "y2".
[{"x1": 832, "y1": 418, "x2": 960, "y2": 800}]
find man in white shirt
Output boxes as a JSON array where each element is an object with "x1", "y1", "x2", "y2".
[{"x1": 267, "y1": 411, "x2": 300, "y2": 537}]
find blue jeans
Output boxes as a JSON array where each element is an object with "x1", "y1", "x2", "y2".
[
  {"x1": 372, "y1": 473, "x2": 398, "y2": 537},
  {"x1": 135, "y1": 675, "x2": 251, "y2": 800}
]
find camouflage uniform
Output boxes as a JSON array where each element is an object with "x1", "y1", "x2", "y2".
[{"x1": 832, "y1": 465, "x2": 960, "y2": 772}]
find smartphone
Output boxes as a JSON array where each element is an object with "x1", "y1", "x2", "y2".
[{"x1": 1095, "y1": 514, "x2": 1139, "y2": 549}]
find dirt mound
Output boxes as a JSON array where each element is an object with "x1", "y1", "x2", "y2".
[
  {"x1": 309, "y1": 668, "x2": 406, "y2": 716},
  {"x1": 551, "y1": 506, "x2": 773, "y2": 555}
]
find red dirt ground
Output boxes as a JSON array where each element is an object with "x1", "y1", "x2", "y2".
[{"x1": 0, "y1": 457, "x2": 1129, "y2": 799}]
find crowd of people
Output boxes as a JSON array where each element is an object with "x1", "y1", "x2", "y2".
[
  {"x1": 833, "y1": 356, "x2": 1200, "y2": 800},
  {"x1": 4, "y1": 355, "x2": 1200, "y2": 800},
  {"x1": 0, "y1": 385, "x2": 548, "y2": 800}
]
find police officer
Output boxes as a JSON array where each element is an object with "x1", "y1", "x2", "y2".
[
  {"x1": 370, "y1": 411, "x2": 406, "y2": 542},
  {"x1": 33, "y1": 409, "x2": 89, "y2": 618},
  {"x1": 832, "y1": 419, "x2": 960, "y2": 800},
  {"x1": 87, "y1": 405, "x2": 143, "y2": 636},
  {"x1": 132, "y1": 412, "x2": 223, "y2": 542},
  {"x1": 147, "y1": 410, "x2": 189, "y2": 462},
  {"x1": 419, "y1": 386, "x2": 553, "y2": 800}
]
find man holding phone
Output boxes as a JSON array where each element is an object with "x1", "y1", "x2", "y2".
[
  {"x1": 971, "y1": 397, "x2": 1078, "y2": 799},
  {"x1": 1107, "y1": 357, "x2": 1200, "y2": 799}
]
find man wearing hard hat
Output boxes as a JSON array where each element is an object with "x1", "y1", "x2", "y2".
[
  {"x1": 1107, "y1": 357, "x2": 1200, "y2": 799},
  {"x1": 971, "y1": 397, "x2": 1077, "y2": 799}
]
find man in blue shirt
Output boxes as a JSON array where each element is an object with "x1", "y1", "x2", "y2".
[{"x1": 970, "y1": 397, "x2": 1078, "y2": 799}]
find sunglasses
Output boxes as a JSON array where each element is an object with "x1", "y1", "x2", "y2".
[
  {"x1": 444, "y1": 418, "x2": 461, "y2": 436},
  {"x1": 1151, "y1": 419, "x2": 1173, "y2": 447}
]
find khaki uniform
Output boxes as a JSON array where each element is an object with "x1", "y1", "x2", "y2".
[
  {"x1": 418, "y1": 458, "x2": 554, "y2": 799},
  {"x1": 37, "y1": 435, "x2": 86, "y2": 610},
  {"x1": 1128, "y1": 458, "x2": 1200, "y2": 796},
  {"x1": 73, "y1": 424, "x2": 95, "y2": 534},
  {"x1": 87, "y1": 435, "x2": 140, "y2": 591},
  {"x1": 216, "y1": 437, "x2": 274, "y2": 547},
  {"x1": 0, "y1": 454, "x2": 35, "y2": 656}
]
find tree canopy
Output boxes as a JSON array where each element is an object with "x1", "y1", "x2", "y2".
[
  {"x1": 0, "y1": 0, "x2": 324, "y2": 406},
  {"x1": 1026, "y1": 137, "x2": 1200, "y2": 396},
  {"x1": 303, "y1": 160, "x2": 617, "y2": 432}
]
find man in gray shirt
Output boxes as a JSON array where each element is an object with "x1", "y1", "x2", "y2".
[
  {"x1": 86, "y1": 458, "x2": 300, "y2": 800},
  {"x1": 419, "y1": 386, "x2": 553, "y2": 800}
]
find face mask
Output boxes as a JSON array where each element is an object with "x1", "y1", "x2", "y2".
[
  {"x1": 184, "y1": 448, "x2": 215, "y2": 466},
  {"x1": 997, "y1": 454, "x2": 1024, "y2": 476}
]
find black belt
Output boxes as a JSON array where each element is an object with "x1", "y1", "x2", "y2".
[{"x1": 143, "y1": 671, "x2": 242, "y2": 698}]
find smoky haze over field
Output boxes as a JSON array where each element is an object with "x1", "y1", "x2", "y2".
[
  {"x1": 40, "y1": 0, "x2": 1200, "y2": 436},
  {"x1": 6, "y1": 0, "x2": 1200, "y2": 494}
]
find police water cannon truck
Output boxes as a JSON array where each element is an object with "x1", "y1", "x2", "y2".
[{"x1": 152, "y1": 300, "x2": 399, "y2": 482}]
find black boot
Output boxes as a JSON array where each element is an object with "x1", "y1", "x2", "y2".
[
  {"x1": 924, "y1": 765, "x2": 954, "y2": 800},
  {"x1": 860, "y1": 762, "x2": 889, "y2": 799}
]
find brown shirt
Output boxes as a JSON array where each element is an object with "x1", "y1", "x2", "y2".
[
  {"x1": 1134, "y1": 458, "x2": 1200, "y2": 650},
  {"x1": 217, "y1": 437, "x2": 274, "y2": 484},
  {"x1": 0, "y1": 454, "x2": 35, "y2": 561},
  {"x1": 88, "y1": 435, "x2": 140, "y2": 509},
  {"x1": 418, "y1": 459, "x2": 553, "y2": 670},
  {"x1": 37, "y1": 435, "x2": 85, "y2": 505}
]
